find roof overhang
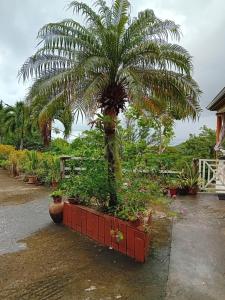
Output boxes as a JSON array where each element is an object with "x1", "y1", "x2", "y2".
[{"x1": 207, "y1": 87, "x2": 225, "y2": 111}]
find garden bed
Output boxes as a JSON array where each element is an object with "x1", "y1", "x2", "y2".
[{"x1": 63, "y1": 203, "x2": 151, "y2": 263}]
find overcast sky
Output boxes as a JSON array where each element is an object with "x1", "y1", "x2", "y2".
[{"x1": 0, "y1": 0, "x2": 225, "y2": 144}]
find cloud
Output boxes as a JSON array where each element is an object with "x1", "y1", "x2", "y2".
[{"x1": 0, "y1": 0, "x2": 224, "y2": 142}]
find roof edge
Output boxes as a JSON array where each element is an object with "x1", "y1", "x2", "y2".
[{"x1": 207, "y1": 87, "x2": 225, "y2": 111}]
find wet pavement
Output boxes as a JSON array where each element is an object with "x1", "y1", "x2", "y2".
[
  {"x1": 2, "y1": 169, "x2": 224, "y2": 299},
  {"x1": 166, "y1": 194, "x2": 225, "y2": 300},
  {"x1": 0, "y1": 169, "x2": 171, "y2": 300},
  {"x1": 0, "y1": 169, "x2": 51, "y2": 254}
]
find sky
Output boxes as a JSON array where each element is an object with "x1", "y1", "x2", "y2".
[{"x1": 0, "y1": 0, "x2": 225, "y2": 144}]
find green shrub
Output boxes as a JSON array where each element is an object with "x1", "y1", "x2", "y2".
[{"x1": 61, "y1": 160, "x2": 110, "y2": 209}]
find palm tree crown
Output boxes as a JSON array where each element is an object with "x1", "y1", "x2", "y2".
[{"x1": 20, "y1": 0, "x2": 201, "y2": 119}]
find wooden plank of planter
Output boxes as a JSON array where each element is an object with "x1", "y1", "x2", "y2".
[
  {"x1": 104, "y1": 215, "x2": 112, "y2": 247},
  {"x1": 134, "y1": 235, "x2": 145, "y2": 263},
  {"x1": 127, "y1": 226, "x2": 135, "y2": 258},
  {"x1": 67, "y1": 204, "x2": 72, "y2": 228},
  {"x1": 81, "y1": 210, "x2": 87, "y2": 234},
  {"x1": 111, "y1": 217, "x2": 119, "y2": 250},
  {"x1": 98, "y1": 216, "x2": 105, "y2": 244},
  {"x1": 118, "y1": 220, "x2": 127, "y2": 255},
  {"x1": 87, "y1": 212, "x2": 99, "y2": 241},
  {"x1": 63, "y1": 203, "x2": 68, "y2": 226},
  {"x1": 75, "y1": 206, "x2": 82, "y2": 233},
  {"x1": 134, "y1": 230, "x2": 146, "y2": 262},
  {"x1": 71, "y1": 205, "x2": 76, "y2": 231}
]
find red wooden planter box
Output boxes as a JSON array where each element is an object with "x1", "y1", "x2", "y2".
[{"x1": 63, "y1": 203, "x2": 151, "y2": 263}]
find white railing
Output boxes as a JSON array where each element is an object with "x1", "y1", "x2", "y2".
[{"x1": 199, "y1": 159, "x2": 225, "y2": 192}]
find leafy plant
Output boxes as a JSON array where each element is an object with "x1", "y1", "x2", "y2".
[
  {"x1": 115, "y1": 175, "x2": 162, "y2": 221},
  {"x1": 61, "y1": 160, "x2": 110, "y2": 208},
  {"x1": 51, "y1": 190, "x2": 63, "y2": 198},
  {"x1": 166, "y1": 178, "x2": 180, "y2": 189},
  {"x1": 179, "y1": 162, "x2": 199, "y2": 188},
  {"x1": 25, "y1": 150, "x2": 39, "y2": 175},
  {"x1": 48, "y1": 156, "x2": 61, "y2": 182}
]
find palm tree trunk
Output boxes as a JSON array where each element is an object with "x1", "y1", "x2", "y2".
[
  {"x1": 19, "y1": 138, "x2": 24, "y2": 150},
  {"x1": 42, "y1": 121, "x2": 52, "y2": 147},
  {"x1": 103, "y1": 108, "x2": 122, "y2": 208}
]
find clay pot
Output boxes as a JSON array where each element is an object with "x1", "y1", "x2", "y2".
[
  {"x1": 169, "y1": 187, "x2": 177, "y2": 198},
  {"x1": 188, "y1": 186, "x2": 198, "y2": 195},
  {"x1": 49, "y1": 197, "x2": 64, "y2": 224},
  {"x1": 27, "y1": 175, "x2": 37, "y2": 184},
  {"x1": 178, "y1": 187, "x2": 189, "y2": 196},
  {"x1": 51, "y1": 180, "x2": 58, "y2": 188}
]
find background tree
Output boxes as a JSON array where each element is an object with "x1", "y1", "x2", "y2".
[
  {"x1": 4, "y1": 101, "x2": 29, "y2": 150},
  {"x1": 20, "y1": 0, "x2": 201, "y2": 208},
  {"x1": 177, "y1": 126, "x2": 216, "y2": 159},
  {"x1": 27, "y1": 84, "x2": 75, "y2": 147},
  {"x1": 123, "y1": 106, "x2": 174, "y2": 153}
]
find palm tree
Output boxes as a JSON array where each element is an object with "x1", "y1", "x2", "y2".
[
  {"x1": 26, "y1": 89, "x2": 74, "y2": 147},
  {"x1": 4, "y1": 101, "x2": 28, "y2": 149},
  {"x1": 20, "y1": 0, "x2": 201, "y2": 208}
]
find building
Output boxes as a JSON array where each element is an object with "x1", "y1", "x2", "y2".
[{"x1": 207, "y1": 87, "x2": 225, "y2": 150}]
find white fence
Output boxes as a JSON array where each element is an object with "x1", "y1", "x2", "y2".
[{"x1": 199, "y1": 159, "x2": 225, "y2": 193}]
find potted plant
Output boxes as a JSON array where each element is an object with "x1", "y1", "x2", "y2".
[
  {"x1": 50, "y1": 190, "x2": 63, "y2": 202},
  {"x1": 166, "y1": 178, "x2": 179, "y2": 198},
  {"x1": 177, "y1": 178, "x2": 189, "y2": 195},
  {"x1": 186, "y1": 177, "x2": 199, "y2": 195},
  {"x1": 49, "y1": 156, "x2": 61, "y2": 188},
  {"x1": 62, "y1": 179, "x2": 82, "y2": 204},
  {"x1": 25, "y1": 150, "x2": 39, "y2": 184},
  {"x1": 181, "y1": 163, "x2": 199, "y2": 195},
  {"x1": 49, "y1": 190, "x2": 64, "y2": 223}
]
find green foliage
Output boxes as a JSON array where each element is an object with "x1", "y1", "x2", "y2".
[
  {"x1": 49, "y1": 138, "x2": 71, "y2": 154},
  {"x1": 0, "y1": 159, "x2": 10, "y2": 169},
  {"x1": 177, "y1": 126, "x2": 216, "y2": 159},
  {"x1": 61, "y1": 160, "x2": 110, "y2": 208},
  {"x1": 0, "y1": 101, "x2": 43, "y2": 150},
  {"x1": 122, "y1": 107, "x2": 175, "y2": 153},
  {"x1": 115, "y1": 174, "x2": 165, "y2": 221},
  {"x1": 51, "y1": 190, "x2": 63, "y2": 198},
  {"x1": 70, "y1": 130, "x2": 104, "y2": 158},
  {"x1": 178, "y1": 162, "x2": 199, "y2": 188},
  {"x1": 24, "y1": 150, "x2": 39, "y2": 175}
]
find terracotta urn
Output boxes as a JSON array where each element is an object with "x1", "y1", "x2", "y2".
[
  {"x1": 51, "y1": 180, "x2": 58, "y2": 188},
  {"x1": 188, "y1": 186, "x2": 198, "y2": 195},
  {"x1": 27, "y1": 175, "x2": 37, "y2": 184},
  {"x1": 49, "y1": 197, "x2": 64, "y2": 224}
]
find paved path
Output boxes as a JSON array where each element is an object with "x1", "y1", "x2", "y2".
[
  {"x1": 166, "y1": 194, "x2": 225, "y2": 300},
  {"x1": 0, "y1": 169, "x2": 51, "y2": 254}
]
